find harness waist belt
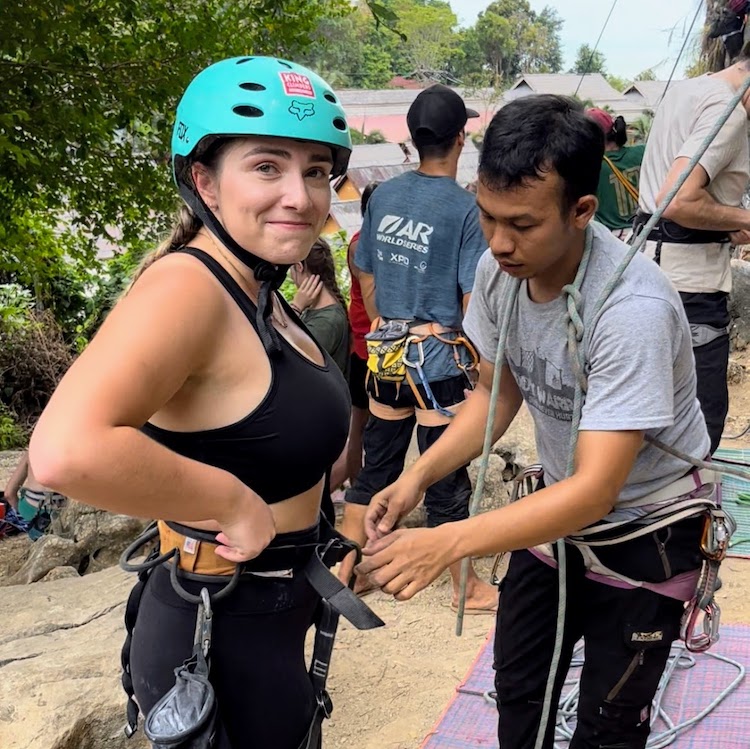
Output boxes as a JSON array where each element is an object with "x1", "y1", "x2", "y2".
[
  {"x1": 160, "y1": 520, "x2": 321, "y2": 575},
  {"x1": 634, "y1": 212, "x2": 730, "y2": 245}
]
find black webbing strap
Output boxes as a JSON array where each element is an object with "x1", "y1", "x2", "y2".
[
  {"x1": 303, "y1": 544, "x2": 384, "y2": 630},
  {"x1": 121, "y1": 548, "x2": 158, "y2": 738}
]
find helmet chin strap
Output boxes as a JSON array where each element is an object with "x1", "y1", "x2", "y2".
[{"x1": 177, "y1": 181, "x2": 289, "y2": 356}]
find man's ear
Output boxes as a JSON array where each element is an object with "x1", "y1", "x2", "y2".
[{"x1": 573, "y1": 194, "x2": 599, "y2": 229}]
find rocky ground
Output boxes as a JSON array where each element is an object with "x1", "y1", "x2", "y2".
[{"x1": 1, "y1": 349, "x2": 749, "y2": 749}]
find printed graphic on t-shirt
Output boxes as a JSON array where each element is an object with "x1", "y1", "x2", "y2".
[
  {"x1": 509, "y1": 348, "x2": 575, "y2": 421},
  {"x1": 376, "y1": 214, "x2": 434, "y2": 256}
]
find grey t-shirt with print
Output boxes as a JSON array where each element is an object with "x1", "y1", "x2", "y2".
[{"x1": 463, "y1": 221, "x2": 710, "y2": 520}]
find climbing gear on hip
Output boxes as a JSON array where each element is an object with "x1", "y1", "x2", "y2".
[
  {"x1": 365, "y1": 317, "x2": 479, "y2": 419},
  {"x1": 119, "y1": 516, "x2": 384, "y2": 746},
  {"x1": 144, "y1": 588, "x2": 219, "y2": 748}
]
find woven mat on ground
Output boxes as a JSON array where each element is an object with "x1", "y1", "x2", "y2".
[{"x1": 422, "y1": 624, "x2": 750, "y2": 749}]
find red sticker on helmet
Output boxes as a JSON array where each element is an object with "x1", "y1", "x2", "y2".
[{"x1": 279, "y1": 72, "x2": 316, "y2": 99}]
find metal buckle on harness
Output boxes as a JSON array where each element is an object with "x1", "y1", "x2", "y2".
[
  {"x1": 490, "y1": 464, "x2": 545, "y2": 585},
  {"x1": 700, "y1": 509, "x2": 735, "y2": 561},
  {"x1": 317, "y1": 690, "x2": 333, "y2": 720}
]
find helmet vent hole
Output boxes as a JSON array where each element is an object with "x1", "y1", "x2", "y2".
[
  {"x1": 324, "y1": 92, "x2": 337, "y2": 103},
  {"x1": 332, "y1": 117, "x2": 347, "y2": 131},
  {"x1": 239, "y1": 82, "x2": 266, "y2": 92},
  {"x1": 233, "y1": 105, "x2": 264, "y2": 118},
  {"x1": 277, "y1": 60, "x2": 293, "y2": 69},
  {"x1": 236, "y1": 57, "x2": 254, "y2": 65}
]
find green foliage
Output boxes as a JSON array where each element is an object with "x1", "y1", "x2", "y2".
[
  {"x1": 0, "y1": 403, "x2": 27, "y2": 450},
  {"x1": 635, "y1": 68, "x2": 657, "y2": 81},
  {"x1": 279, "y1": 230, "x2": 352, "y2": 304},
  {"x1": 0, "y1": 0, "x2": 351, "y2": 344},
  {"x1": 350, "y1": 128, "x2": 387, "y2": 145},
  {"x1": 606, "y1": 74, "x2": 630, "y2": 93},
  {"x1": 471, "y1": 1, "x2": 563, "y2": 83},
  {"x1": 569, "y1": 44, "x2": 607, "y2": 76}
]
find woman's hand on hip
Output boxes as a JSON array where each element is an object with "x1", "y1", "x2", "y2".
[{"x1": 215, "y1": 489, "x2": 276, "y2": 563}]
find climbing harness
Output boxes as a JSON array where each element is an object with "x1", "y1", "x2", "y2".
[
  {"x1": 119, "y1": 517, "x2": 383, "y2": 747},
  {"x1": 631, "y1": 211, "x2": 731, "y2": 269},
  {"x1": 458, "y1": 74, "x2": 750, "y2": 749},
  {"x1": 365, "y1": 317, "x2": 479, "y2": 420}
]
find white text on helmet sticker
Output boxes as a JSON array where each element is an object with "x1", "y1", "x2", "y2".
[{"x1": 280, "y1": 72, "x2": 316, "y2": 99}]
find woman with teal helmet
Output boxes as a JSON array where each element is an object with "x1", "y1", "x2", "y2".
[{"x1": 29, "y1": 56, "x2": 381, "y2": 748}]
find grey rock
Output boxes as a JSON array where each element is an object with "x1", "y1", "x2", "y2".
[
  {"x1": 730, "y1": 259, "x2": 750, "y2": 350},
  {"x1": 0, "y1": 566, "x2": 149, "y2": 749}
]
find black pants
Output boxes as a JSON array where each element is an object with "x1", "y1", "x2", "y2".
[
  {"x1": 494, "y1": 517, "x2": 703, "y2": 749},
  {"x1": 130, "y1": 556, "x2": 320, "y2": 748},
  {"x1": 680, "y1": 291, "x2": 730, "y2": 454},
  {"x1": 345, "y1": 375, "x2": 471, "y2": 526}
]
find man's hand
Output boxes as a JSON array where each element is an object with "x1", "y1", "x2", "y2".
[
  {"x1": 356, "y1": 526, "x2": 455, "y2": 601},
  {"x1": 365, "y1": 473, "x2": 424, "y2": 541}
]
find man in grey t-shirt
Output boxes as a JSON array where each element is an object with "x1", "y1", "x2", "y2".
[{"x1": 357, "y1": 96, "x2": 714, "y2": 749}]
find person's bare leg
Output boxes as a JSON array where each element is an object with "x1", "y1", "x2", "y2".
[
  {"x1": 337, "y1": 502, "x2": 374, "y2": 593},
  {"x1": 449, "y1": 560, "x2": 498, "y2": 611}
]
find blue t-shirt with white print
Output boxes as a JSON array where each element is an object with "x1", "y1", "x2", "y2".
[{"x1": 354, "y1": 170, "x2": 486, "y2": 381}]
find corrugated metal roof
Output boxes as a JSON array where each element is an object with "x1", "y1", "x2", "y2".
[
  {"x1": 328, "y1": 200, "x2": 364, "y2": 238},
  {"x1": 622, "y1": 81, "x2": 670, "y2": 108},
  {"x1": 505, "y1": 73, "x2": 622, "y2": 102},
  {"x1": 338, "y1": 86, "x2": 493, "y2": 119}
]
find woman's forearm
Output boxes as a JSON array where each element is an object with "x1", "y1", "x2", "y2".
[{"x1": 29, "y1": 426, "x2": 250, "y2": 524}]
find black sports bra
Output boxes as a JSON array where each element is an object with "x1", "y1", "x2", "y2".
[{"x1": 141, "y1": 248, "x2": 351, "y2": 504}]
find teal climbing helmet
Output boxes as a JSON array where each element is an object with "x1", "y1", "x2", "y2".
[{"x1": 171, "y1": 56, "x2": 352, "y2": 181}]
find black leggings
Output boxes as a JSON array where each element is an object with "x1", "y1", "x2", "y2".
[{"x1": 130, "y1": 556, "x2": 320, "y2": 748}]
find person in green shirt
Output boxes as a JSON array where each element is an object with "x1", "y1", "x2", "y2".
[
  {"x1": 290, "y1": 237, "x2": 350, "y2": 377},
  {"x1": 587, "y1": 108, "x2": 645, "y2": 237}
]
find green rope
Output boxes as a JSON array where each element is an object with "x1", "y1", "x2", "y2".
[{"x1": 456, "y1": 277, "x2": 520, "y2": 636}]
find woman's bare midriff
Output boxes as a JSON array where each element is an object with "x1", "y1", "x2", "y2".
[{"x1": 181, "y1": 476, "x2": 326, "y2": 535}]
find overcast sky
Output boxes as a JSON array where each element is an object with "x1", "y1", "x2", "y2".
[{"x1": 447, "y1": 0, "x2": 705, "y2": 81}]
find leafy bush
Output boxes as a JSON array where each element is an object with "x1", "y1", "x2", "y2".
[{"x1": 0, "y1": 403, "x2": 27, "y2": 450}]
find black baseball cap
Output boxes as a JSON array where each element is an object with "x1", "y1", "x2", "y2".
[{"x1": 407, "y1": 84, "x2": 480, "y2": 143}]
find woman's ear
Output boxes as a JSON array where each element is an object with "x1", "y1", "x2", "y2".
[{"x1": 191, "y1": 164, "x2": 219, "y2": 211}]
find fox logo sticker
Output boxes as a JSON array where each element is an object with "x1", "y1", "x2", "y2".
[{"x1": 289, "y1": 100, "x2": 315, "y2": 121}]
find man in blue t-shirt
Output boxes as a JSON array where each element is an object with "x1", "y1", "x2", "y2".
[{"x1": 342, "y1": 84, "x2": 497, "y2": 612}]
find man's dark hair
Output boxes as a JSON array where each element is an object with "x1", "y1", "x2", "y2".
[
  {"x1": 360, "y1": 181, "x2": 379, "y2": 217},
  {"x1": 412, "y1": 130, "x2": 460, "y2": 161},
  {"x1": 479, "y1": 95, "x2": 604, "y2": 209}
]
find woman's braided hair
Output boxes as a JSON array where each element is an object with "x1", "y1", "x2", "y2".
[{"x1": 304, "y1": 238, "x2": 347, "y2": 313}]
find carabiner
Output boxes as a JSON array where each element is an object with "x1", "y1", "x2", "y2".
[{"x1": 402, "y1": 336, "x2": 425, "y2": 368}]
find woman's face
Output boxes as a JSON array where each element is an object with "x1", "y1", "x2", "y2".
[{"x1": 193, "y1": 136, "x2": 333, "y2": 266}]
